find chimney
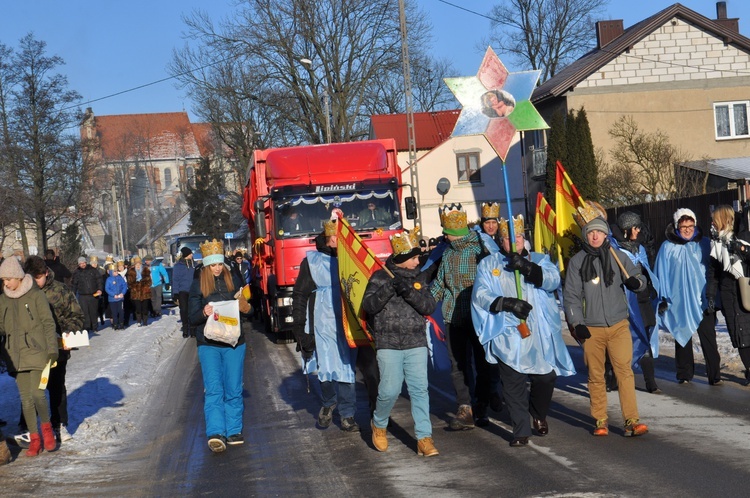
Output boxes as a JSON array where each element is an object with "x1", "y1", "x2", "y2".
[
  {"x1": 596, "y1": 20, "x2": 624, "y2": 49},
  {"x1": 714, "y1": 1, "x2": 740, "y2": 33}
]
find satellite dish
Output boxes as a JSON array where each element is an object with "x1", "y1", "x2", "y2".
[{"x1": 436, "y1": 178, "x2": 451, "y2": 196}]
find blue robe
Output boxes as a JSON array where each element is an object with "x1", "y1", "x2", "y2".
[
  {"x1": 654, "y1": 235, "x2": 710, "y2": 347},
  {"x1": 305, "y1": 251, "x2": 357, "y2": 383},
  {"x1": 610, "y1": 238, "x2": 660, "y2": 365},
  {"x1": 471, "y1": 251, "x2": 575, "y2": 376}
]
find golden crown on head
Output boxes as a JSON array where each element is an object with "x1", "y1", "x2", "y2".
[
  {"x1": 439, "y1": 203, "x2": 467, "y2": 230},
  {"x1": 573, "y1": 201, "x2": 607, "y2": 229},
  {"x1": 200, "y1": 239, "x2": 224, "y2": 258},
  {"x1": 481, "y1": 202, "x2": 500, "y2": 220},
  {"x1": 498, "y1": 215, "x2": 525, "y2": 239},
  {"x1": 390, "y1": 226, "x2": 421, "y2": 255}
]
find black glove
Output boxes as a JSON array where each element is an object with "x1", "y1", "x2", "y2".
[
  {"x1": 658, "y1": 300, "x2": 668, "y2": 315},
  {"x1": 47, "y1": 352, "x2": 58, "y2": 364},
  {"x1": 623, "y1": 276, "x2": 641, "y2": 291},
  {"x1": 705, "y1": 299, "x2": 716, "y2": 315},
  {"x1": 574, "y1": 324, "x2": 591, "y2": 340},
  {"x1": 506, "y1": 252, "x2": 535, "y2": 276},
  {"x1": 392, "y1": 277, "x2": 412, "y2": 296},
  {"x1": 301, "y1": 348, "x2": 314, "y2": 361},
  {"x1": 491, "y1": 297, "x2": 532, "y2": 320}
]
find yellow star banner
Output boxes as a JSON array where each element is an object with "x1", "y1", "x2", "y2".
[{"x1": 336, "y1": 218, "x2": 383, "y2": 348}]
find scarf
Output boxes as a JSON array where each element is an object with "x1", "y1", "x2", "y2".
[{"x1": 581, "y1": 238, "x2": 615, "y2": 287}]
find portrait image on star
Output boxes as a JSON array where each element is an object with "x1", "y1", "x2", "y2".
[{"x1": 444, "y1": 46, "x2": 548, "y2": 161}]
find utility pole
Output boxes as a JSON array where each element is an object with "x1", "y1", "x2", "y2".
[
  {"x1": 111, "y1": 183, "x2": 124, "y2": 257},
  {"x1": 398, "y1": 0, "x2": 421, "y2": 227}
]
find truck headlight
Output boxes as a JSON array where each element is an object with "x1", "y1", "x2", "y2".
[{"x1": 277, "y1": 297, "x2": 293, "y2": 307}]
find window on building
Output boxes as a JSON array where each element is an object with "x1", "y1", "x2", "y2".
[
  {"x1": 15, "y1": 230, "x2": 21, "y2": 241},
  {"x1": 164, "y1": 168, "x2": 172, "y2": 185},
  {"x1": 186, "y1": 166, "x2": 195, "y2": 188},
  {"x1": 714, "y1": 101, "x2": 750, "y2": 140},
  {"x1": 456, "y1": 152, "x2": 481, "y2": 183}
]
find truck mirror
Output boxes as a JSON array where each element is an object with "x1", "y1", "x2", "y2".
[
  {"x1": 254, "y1": 200, "x2": 267, "y2": 238},
  {"x1": 404, "y1": 196, "x2": 417, "y2": 220}
]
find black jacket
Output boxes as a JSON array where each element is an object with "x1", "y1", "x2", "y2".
[
  {"x1": 72, "y1": 265, "x2": 103, "y2": 296},
  {"x1": 707, "y1": 229, "x2": 750, "y2": 349},
  {"x1": 291, "y1": 233, "x2": 333, "y2": 351},
  {"x1": 188, "y1": 271, "x2": 245, "y2": 348},
  {"x1": 362, "y1": 257, "x2": 437, "y2": 351}
]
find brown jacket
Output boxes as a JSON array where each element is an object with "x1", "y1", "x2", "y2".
[{"x1": 126, "y1": 266, "x2": 152, "y2": 301}]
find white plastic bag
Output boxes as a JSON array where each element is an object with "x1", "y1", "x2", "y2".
[{"x1": 204, "y1": 300, "x2": 241, "y2": 346}]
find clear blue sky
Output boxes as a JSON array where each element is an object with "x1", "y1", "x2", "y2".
[{"x1": 0, "y1": 0, "x2": 747, "y2": 121}]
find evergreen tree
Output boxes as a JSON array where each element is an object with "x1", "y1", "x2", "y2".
[
  {"x1": 545, "y1": 110, "x2": 568, "y2": 208},
  {"x1": 186, "y1": 157, "x2": 232, "y2": 240},
  {"x1": 574, "y1": 107, "x2": 598, "y2": 201},
  {"x1": 60, "y1": 221, "x2": 82, "y2": 268}
]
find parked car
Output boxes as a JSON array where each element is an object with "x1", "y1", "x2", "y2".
[{"x1": 162, "y1": 266, "x2": 174, "y2": 305}]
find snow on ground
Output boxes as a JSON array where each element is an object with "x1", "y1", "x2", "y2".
[
  {"x1": 0, "y1": 304, "x2": 746, "y2": 482},
  {"x1": 0, "y1": 308, "x2": 186, "y2": 484}
]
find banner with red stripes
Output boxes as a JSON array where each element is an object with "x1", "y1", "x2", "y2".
[{"x1": 336, "y1": 218, "x2": 383, "y2": 347}]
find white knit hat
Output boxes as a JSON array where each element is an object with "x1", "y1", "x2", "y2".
[
  {"x1": 673, "y1": 208, "x2": 697, "y2": 226},
  {"x1": 0, "y1": 257, "x2": 25, "y2": 279}
]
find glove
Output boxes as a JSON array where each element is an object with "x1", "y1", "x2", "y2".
[
  {"x1": 658, "y1": 300, "x2": 668, "y2": 315},
  {"x1": 623, "y1": 276, "x2": 641, "y2": 291},
  {"x1": 298, "y1": 333, "x2": 315, "y2": 353},
  {"x1": 174, "y1": 296, "x2": 179, "y2": 307},
  {"x1": 506, "y1": 252, "x2": 535, "y2": 276},
  {"x1": 238, "y1": 296, "x2": 251, "y2": 314},
  {"x1": 705, "y1": 299, "x2": 715, "y2": 315},
  {"x1": 301, "y1": 348, "x2": 314, "y2": 362},
  {"x1": 47, "y1": 352, "x2": 59, "y2": 364},
  {"x1": 490, "y1": 297, "x2": 533, "y2": 320},
  {"x1": 392, "y1": 277, "x2": 412, "y2": 296},
  {"x1": 574, "y1": 324, "x2": 591, "y2": 340}
]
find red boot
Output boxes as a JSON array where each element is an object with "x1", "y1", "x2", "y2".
[
  {"x1": 41, "y1": 422, "x2": 56, "y2": 451},
  {"x1": 26, "y1": 433, "x2": 42, "y2": 457}
]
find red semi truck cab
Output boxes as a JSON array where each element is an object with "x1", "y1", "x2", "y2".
[{"x1": 242, "y1": 139, "x2": 415, "y2": 342}]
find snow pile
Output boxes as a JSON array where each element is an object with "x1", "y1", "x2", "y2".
[{"x1": 0, "y1": 309, "x2": 185, "y2": 482}]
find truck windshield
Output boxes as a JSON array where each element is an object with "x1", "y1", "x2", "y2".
[{"x1": 274, "y1": 189, "x2": 402, "y2": 237}]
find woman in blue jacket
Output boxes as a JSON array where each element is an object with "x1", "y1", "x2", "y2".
[{"x1": 105, "y1": 263, "x2": 128, "y2": 330}]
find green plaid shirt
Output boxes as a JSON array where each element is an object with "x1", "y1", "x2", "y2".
[{"x1": 430, "y1": 232, "x2": 484, "y2": 323}]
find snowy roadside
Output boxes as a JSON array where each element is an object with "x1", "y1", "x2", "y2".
[{"x1": 0, "y1": 308, "x2": 187, "y2": 489}]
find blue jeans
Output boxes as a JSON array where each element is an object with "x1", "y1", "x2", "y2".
[
  {"x1": 373, "y1": 347, "x2": 431, "y2": 440},
  {"x1": 320, "y1": 380, "x2": 356, "y2": 419},
  {"x1": 198, "y1": 343, "x2": 246, "y2": 437}
]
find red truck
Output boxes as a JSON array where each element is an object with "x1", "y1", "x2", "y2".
[{"x1": 242, "y1": 139, "x2": 416, "y2": 343}]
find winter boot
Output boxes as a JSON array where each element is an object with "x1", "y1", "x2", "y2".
[
  {"x1": 371, "y1": 420, "x2": 388, "y2": 452},
  {"x1": 417, "y1": 437, "x2": 439, "y2": 457},
  {"x1": 26, "y1": 433, "x2": 42, "y2": 457},
  {"x1": 449, "y1": 404, "x2": 475, "y2": 430},
  {"x1": 41, "y1": 422, "x2": 56, "y2": 451}
]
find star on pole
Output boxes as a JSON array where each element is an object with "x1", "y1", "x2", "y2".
[{"x1": 444, "y1": 47, "x2": 548, "y2": 161}]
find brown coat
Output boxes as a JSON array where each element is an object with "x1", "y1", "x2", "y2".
[{"x1": 126, "y1": 266, "x2": 152, "y2": 301}]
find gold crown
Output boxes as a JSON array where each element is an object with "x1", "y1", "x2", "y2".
[
  {"x1": 573, "y1": 201, "x2": 607, "y2": 228},
  {"x1": 481, "y1": 202, "x2": 500, "y2": 220},
  {"x1": 439, "y1": 203, "x2": 468, "y2": 230},
  {"x1": 390, "y1": 226, "x2": 421, "y2": 255},
  {"x1": 323, "y1": 218, "x2": 338, "y2": 236},
  {"x1": 498, "y1": 215, "x2": 525, "y2": 239},
  {"x1": 200, "y1": 239, "x2": 224, "y2": 258}
]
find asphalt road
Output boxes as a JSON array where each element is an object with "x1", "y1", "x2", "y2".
[{"x1": 133, "y1": 321, "x2": 750, "y2": 497}]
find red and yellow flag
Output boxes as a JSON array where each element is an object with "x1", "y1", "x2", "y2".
[
  {"x1": 555, "y1": 161, "x2": 585, "y2": 271},
  {"x1": 336, "y1": 218, "x2": 383, "y2": 348},
  {"x1": 533, "y1": 192, "x2": 559, "y2": 265}
]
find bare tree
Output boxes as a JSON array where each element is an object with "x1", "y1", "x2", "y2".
[
  {"x1": 0, "y1": 34, "x2": 89, "y2": 255},
  {"x1": 170, "y1": 0, "x2": 455, "y2": 148},
  {"x1": 606, "y1": 115, "x2": 702, "y2": 203},
  {"x1": 487, "y1": 0, "x2": 608, "y2": 82}
]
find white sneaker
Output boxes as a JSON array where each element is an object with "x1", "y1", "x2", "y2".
[
  {"x1": 56, "y1": 425, "x2": 73, "y2": 442},
  {"x1": 12, "y1": 431, "x2": 30, "y2": 449}
]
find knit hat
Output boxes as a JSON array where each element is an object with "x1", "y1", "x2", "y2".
[
  {"x1": 390, "y1": 226, "x2": 422, "y2": 264},
  {"x1": 617, "y1": 211, "x2": 642, "y2": 231},
  {"x1": 200, "y1": 239, "x2": 225, "y2": 266},
  {"x1": 180, "y1": 247, "x2": 193, "y2": 258},
  {"x1": 673, "y1": 208, "x2": 696, "y2": 226},
  {"x1": 480, "y1": 202, "x2": 500, "y2": 222},
  {"x1": 234, "y1": 251, "x2": 244, "y2": 259},
  {"x1": 428, "y1": 237, "x2": 438, "y2": 247},
  {"x1": 583, "y1": 217, "x2": 610, "y2": 238},
  {"x1": 0, "y1": 257, "x2": 25, "y2": 279},
  {"x1": 439, "y1": 203, "x2": 469, "y2": 237},
  {"x1": 77, "y1": 257, "x2": 86, "y2": 265}
]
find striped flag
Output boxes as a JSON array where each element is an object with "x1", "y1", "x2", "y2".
[
  {"x1": 336, "y1": 218, "x2": 383, "y2": 348},
  {"x1": 533, "y1": 192, "x2": 559, "y2": 265},
  {"x1": 555, "y1": 161, "x2": 585, "y2": 271}
]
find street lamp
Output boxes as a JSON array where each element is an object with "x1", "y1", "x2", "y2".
[{"x1": 300, "y1": 58, "x2": 331, "y2": 144}]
